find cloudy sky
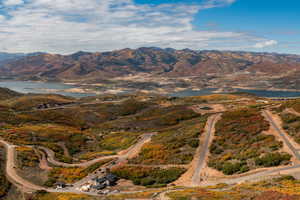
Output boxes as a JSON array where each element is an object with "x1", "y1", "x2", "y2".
[{"x1": 0, "y1": 0, "x2": 299, "y2": 54}]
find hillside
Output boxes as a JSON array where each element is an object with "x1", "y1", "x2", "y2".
[
  {"x1": 1, "y1": 91, "x2": 300, "y2": 199},
  {"x1": 1, "y1": 48, "x2": 300, "y2": 91},
  {"x1": 0, "y1": 87, "x2": 22, "y2": 100}
]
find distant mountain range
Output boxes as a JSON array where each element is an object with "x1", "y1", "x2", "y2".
[
  {"x1": 0, "y1": 52, "x2": 25, "y2": 63},
  {"x1": 0, "y1": 52, "x2": 44, "y2": 66},
  {"x1": 1, "y1": 48, "x2": 300, "y2": 90}
]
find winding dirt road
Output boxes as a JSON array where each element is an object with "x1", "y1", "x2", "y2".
[
  {"x1": 39, "y1": 133, "x2": 154, "y2": 168},
  {"x1": 0, "y1": 140, "x2": 49, "y2": 192},
  {"x1": 38, "y1": 146, "x2": 118, "y2": 168},
  {"x1": 0, "y1": 133, "x2": 154, "y2": 194}
]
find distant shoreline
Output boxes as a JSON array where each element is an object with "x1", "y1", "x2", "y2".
[{"x1": 1, "y1": 79, "x2": 300, "y2": 98}]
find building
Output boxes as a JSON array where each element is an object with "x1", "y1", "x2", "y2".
[
  {"x1": 54, "y1": 181, "x2": 66, "y2": 189},
  {"x1": 91, "y1": 173, "x2": 119, "y2": 190}
]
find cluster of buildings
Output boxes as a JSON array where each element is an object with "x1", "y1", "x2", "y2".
[{"x1": 79, "y1": 173, "x2": 119, "y2": 194}]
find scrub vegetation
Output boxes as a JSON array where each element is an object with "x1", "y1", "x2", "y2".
[
  {"x1": 208, "y1": 108, "x2": 290, "y2": 175},
  {"x1": 111, "y1": 165, "x2": 186, "y2": 187}
]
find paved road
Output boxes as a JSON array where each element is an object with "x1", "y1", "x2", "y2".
[
  {"x1": 16, "y1": 99, "x2": 128, "y2": 114},
  {"x1": 263, "y1": 110, "x2": 300, "y2": 161},
  {"x1": 191, "y1": 114, "x2": 221, "y2": 186}
]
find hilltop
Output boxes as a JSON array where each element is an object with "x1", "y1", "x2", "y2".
[{"x1": 0, "y1": 87, "x2": 22, "y2": 100}]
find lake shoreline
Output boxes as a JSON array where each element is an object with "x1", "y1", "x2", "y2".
[{"x1": 1, "y1": 80, "x2": 300, "y2": 98}]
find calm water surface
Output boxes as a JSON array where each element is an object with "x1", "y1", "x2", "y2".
[
  {"x1": 0, "y1": 81, "x2": 95, "y2": 98},
  {"x1": 1, "y1": 81, "x2": 300, "y2": 98}
]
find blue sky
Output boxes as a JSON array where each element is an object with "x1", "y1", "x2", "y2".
[
  {"x1": 135, "y1": 0, "x2": 300, "y2": 54},
  {"x1": 0, "y1": 0, "x2": 299, "y2": 54}
]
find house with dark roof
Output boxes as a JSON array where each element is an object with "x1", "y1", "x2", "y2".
[{"x1": 92, "y1": 173, "x2": 119, "y2": 190}]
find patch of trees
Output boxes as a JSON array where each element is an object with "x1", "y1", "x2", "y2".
[
  {"x1": 280, "y1": 113, "x2": 300, "y2": 144},
  {"x1": 111, "y1": 166, "x2": 186, "y2": 187},
  {"x1": 255, "y1": 153, "x2": 291, "y2": 167}
]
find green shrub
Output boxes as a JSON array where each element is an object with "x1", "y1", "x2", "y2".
[
  {"x1": 222, "y1": 162, "x2": 242, "y2": 175},
  {"x1": 255, "y1": 153, "x2": 291, "y2": 167},
  {"x1": 111, "y1": 166, "x2": 186, "y2": 187}
]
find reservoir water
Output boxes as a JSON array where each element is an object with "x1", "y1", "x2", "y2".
[
  {"x1": 1, "y1": 81, "x2": 300, "y2": 98},
  {"x1": 0, "y1": 81, "x2": 95, "y2": 98}
]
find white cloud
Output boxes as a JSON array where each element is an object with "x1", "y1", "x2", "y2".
[
  {"x1": 0, "y1": 15, "x2": 6, "y2": 22},
  {"x1": 0, "y1": 0, "x2": 275, "y2": 54},
  {"x1": 201, "y1": 0, "x2": 236, "y2": 8},
  {"x1": 3, "y1": 0, "x2": 24, "y2": 6},
  {"x1": 253, "y1": 40, "x2": 278, "y2": 48}
]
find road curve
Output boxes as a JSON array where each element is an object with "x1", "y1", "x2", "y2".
[
  {"x1": 191, "y1": 114, "x2": 221, "y2": 186},
  {"x1": 263, "y1": 110, "x2": 300, "y2": 161},
  {"x1": 0, "y1": 133, "x2": 154, "y2": 194},
  {"x1": 39, "y1": 133, "x2": 154, "y2": 168},
  {"x1": 38, "y1": 146, "x2": 118, "y2": 168},
  {"x1": 0, "y1": 140, "x2": 49, "y2": 192},
  {"x1": 70, "y1": 133, "x2": 155, "y2": 190}
]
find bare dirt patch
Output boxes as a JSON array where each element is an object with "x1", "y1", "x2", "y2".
[{"x1": 190, "y1": 104, "x2": 226, "y2": 115}]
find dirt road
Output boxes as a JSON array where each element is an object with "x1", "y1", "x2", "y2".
[
  {"x1": 0, "y1": 140, "x2": 49, "y2": 192},
  {"x1": 69, "y1": 133, "x2": 155, "y2": 194},
  {"x1": 191, "y1": 114, "x2": 221, "y2": 186},
  {"x1": 263, "y1": 110, "x2": 300, "y2": 161},
  {"x1": 39, "y1": 133, "x2": 154, "y2": 168},
  {"x1": 0, "y1": 133, "x2": 155, "y2": 194},
  {"x1": 175, "y1": 114, "x2": 221, "y2": 186}
]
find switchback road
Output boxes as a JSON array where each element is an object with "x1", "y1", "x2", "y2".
[{"x1": 39, "y1": 133, "x2": 154, "y2": 168}]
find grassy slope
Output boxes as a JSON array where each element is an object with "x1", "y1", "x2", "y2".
[
  {"x1": 167, "y1": 176, "x2": 300, "y2": 200},
  {"x1": 130, "y1": 115, "x2": 207, "y2": 165},
  {"x1": 0, "y1": 145, "x2": 11, "y2": 198},
  {"x1": 0, "y1": 87, "x2": 22, "y2": 101}
]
